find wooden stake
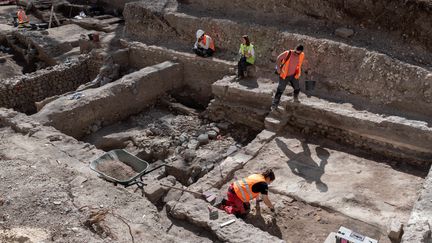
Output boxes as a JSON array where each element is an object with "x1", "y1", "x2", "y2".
[{"x1": 48, "y1": 4, "x2": 54, "y2": 29}]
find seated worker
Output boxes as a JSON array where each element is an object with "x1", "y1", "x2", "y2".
[
  {"x1": 17, "y1": 6, "x2": 29, "y2": 28},
  {"x1": 237, "y1": 35, "x2": 255, "y2": 80},
  {"x1": 193, "y1": 29, "x2": 215, "y2": 57},
  {"x1": 220, "y1": 169, "x2": 275, "y2": 218}
]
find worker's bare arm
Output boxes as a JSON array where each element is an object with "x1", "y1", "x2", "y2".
[
  {"x1": 262, "y1": 194, "x2": 274, "y2": 210},
  {"x1": 276, "y1": 51, "x2": 288, "y2": 74}
]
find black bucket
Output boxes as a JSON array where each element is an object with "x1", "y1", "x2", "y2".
[{"x1": 305, "y1": 80, "x2": 316, "y2": 91}]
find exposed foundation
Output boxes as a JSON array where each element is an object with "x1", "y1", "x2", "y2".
[{"x1": 1, "y1": 1, "x2": 432, "y2": 243}]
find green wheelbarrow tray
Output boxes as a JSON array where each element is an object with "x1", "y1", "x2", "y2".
[
  {"x1": 90, "y1": 149, "x2": 150, "y2": 186},
  {"x1": 90, "y1": 149, "x2": 166, "y2": 195}
]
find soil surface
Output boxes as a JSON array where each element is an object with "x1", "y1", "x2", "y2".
[
  {"x1": 0, "y1": 125, "x2": 218, "y2": 243},
  {"x1": 217, "y1": 131, "x2": 425, "y2": 242},
  {"x1": 243, "y1": 196, "x2": 390, "y2": 243},
  {"x1": 96, "y1": 159, "x2": 137, "y2": 181},
  {"x1": 0, "y1": 54, "x2": 24, "y2": 80},
  {"x1": 178, "y1": 2, "x2": 432, "y2": 70}
]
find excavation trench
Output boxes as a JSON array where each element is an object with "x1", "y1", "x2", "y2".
[
  {"x1": 83, "y1": 102, "x2": 258, "y2": 186},
  {"x1": 20, "y1": 41, "x2": 430, "y2": 243}
]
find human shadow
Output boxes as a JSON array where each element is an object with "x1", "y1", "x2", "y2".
[
  {"x1": 275, "y1": 138, "x2": 329, "y2": 192},
  {"x1": 244, "y1": 207, "x2": 283, "y2": 238},
  {"x1": 238, "y1": 77, "x2": 259, "y2": 89}
]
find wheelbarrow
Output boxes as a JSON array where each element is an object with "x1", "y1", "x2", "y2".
[{"x1": 90, "y1": 149, "x2": 165, "y2": 196}]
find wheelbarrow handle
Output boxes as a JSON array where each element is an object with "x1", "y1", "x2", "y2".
[{"x1": 160, "y1": 183, "x2": 203, "y2": 197}]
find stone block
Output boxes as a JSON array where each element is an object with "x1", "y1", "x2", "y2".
[
  {"x1": 187, "y1": 139, "x2": 199, "y2": 150},
  {"x1": 165, "y1": 159, "x2": 192, "y2": 185},
  {"x1": 183, "y1": 149, "x2": 196, "y2": 162},
  {"x1": 335, "y1": 27, "x2": 354, "y2": 38},
  {"x1": 207, "y1": 130, "x2": 217, "y2": 139},
  {"x1": 169, "y1": 197, "x2": 285, "y2": 242},
  {"x1": 197, "y1": 134, "x2": 209, "y2": 145},
  {"x1": 401, "y1": 221, "x2": 431, "y2": 243},
  {"x1": 144, "y1": 183, "x2": 166, "y2": 203}
]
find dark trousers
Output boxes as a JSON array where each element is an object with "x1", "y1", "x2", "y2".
[
  {"x1": 237, "y1": 56, "x2": 252, "y2": 77},
  {"x1": 194, "y1": 47, "x2": 214, "y2": 57},
  {"x1": 272, "y1": 75, "x2": 300, "y2": 107}
]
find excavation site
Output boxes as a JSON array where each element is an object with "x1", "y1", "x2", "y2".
[{"x1": 0, "y1": 0, "x2": 431, "y2": 242}]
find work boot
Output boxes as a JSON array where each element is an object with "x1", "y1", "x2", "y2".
[
  {"x1": 293, "y1": 94, "x2": 299, "y2": 103},
  {"x1": 212, "y1": 197, "x2": 226, "y2": 208}
]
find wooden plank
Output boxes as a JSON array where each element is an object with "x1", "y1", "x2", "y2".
[{"x1": 48, "y1": 4, "x2": 53, "y2": 28}]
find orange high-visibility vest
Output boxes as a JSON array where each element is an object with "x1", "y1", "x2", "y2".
[
  {"x1": 280, "y1": 50, "x2": 304, "y2": 80},
  {"x1": 17, "y1": 10, "x2": 29, "y2": 24},
  {"x1": 233, "y1": 174, "x2": 266, "y2": 202},
  {"x1": 200, "y1": 34, "x2": 215, "y2": 51}
]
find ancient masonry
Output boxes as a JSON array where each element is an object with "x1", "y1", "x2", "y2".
[{"x1": 0, "y1": 1, "x2": 431, "y2": 243}]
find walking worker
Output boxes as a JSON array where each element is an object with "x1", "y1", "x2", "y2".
[
  {"x1": 16, "y1": 6, "x2": 29, "y2": 28},
  {"x1": 220, "y1": 169, "x2": 276, "y2": 217},
  {"x1": 272, "y1": 44, "x2": 305, "y2": 110},
  {"x1": 193, "y1": 29, "x2": 215, "y2": 57},
  {"x1": 237, "y1": 35, "x2": 255, "y2": 79}
]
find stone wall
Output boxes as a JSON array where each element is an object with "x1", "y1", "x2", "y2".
[
  {"x1": 124, "y1": 2, "x2": 432, "y2": 122},
  {"x1": 0, "y1": 56, "x2": 93, "y2": 114},
  {"x1": 279, "y1": 98, "x2": 432, "y2": 167},
  {"x1": 32, "y1": 61, "x2": 183, "y2": 139},
  {"x1": 208, "y1": 78, "x2": 432, "y2": 167},
  {"x1": 206, "y1": 76, "x2": 273, "y2": 131},
  {"x1": 182, "y1": 0, "x2": 432, "y2": 51},
  {"x1": 402, "y1": 167, "x2": 432, "y2": 243},
  {"x1": 127, "y1": 42, "x2": 234, "y2": 105}
]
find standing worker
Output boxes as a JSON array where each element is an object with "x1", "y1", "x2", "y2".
[
  {"x1": 272, "y1": 44, "x2": 305, "y2": 110},
  {"x1": 219, "y1": 169, "x2": 276, "y2": 218},
  {"x1": 16, "y1": 6, "x2": 29, "y2": 28},
  {"x1": 193, "y1": 29, "x2": 215, "y2": 57},
  {"x1": 237, "y1": 35, "x2": 255, "y2": 80}
]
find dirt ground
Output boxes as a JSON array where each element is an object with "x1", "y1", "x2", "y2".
[
  {"x1": 0, "y1": 0, "x2": 431, "y2": 242},
  {"x1": 0, "y1": 5, "x2": 15, "y2": 25},
  {"x1": 84, "y1": 104, "x2": 255, "y2": 186},
  {"x1": 0, "y1": 125, "x2": 219, "y2": 243},
  {"x1": 0, "y1": 54, "x2": 24, "y2": 79},
  {"x1": 178, "y1": 1, "x2": 432, "y2": 70},
  {"x1": 218, "y1": 132, "x2": 425, "y2": 242},
  {"x1": 243, "y1": 196, "x2": 389, "y2": 243}
]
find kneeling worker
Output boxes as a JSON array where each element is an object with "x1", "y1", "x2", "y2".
[
  {"x1": 193, "y1": 29, "x2": 215, "y2": 57},
  {"x1": 220, "y1": 169, "x2": 275, "y2": 217},
  {"x1": 17, "y1": 6, "x2": 29, "y2": 28}
]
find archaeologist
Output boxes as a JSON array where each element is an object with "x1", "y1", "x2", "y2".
[
  {"x1": 193, "y1": 29, "x2": 215, "y2": 57},
  {"x1": 271, "y1": 44, "x2": 305, "y2": 110},
  {"x1": 220, "y1": 169, "x2": 276, "y2": 218},
  {"x1": 16, "y1": 6, "x2": 30, "y2": 28},
  {"x1": 236, "y1": 35, "x2": 255, "y2": 80}
]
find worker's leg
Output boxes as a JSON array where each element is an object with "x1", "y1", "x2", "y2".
[
  {"x1": 244, "y1": 62, "x2": 252, "y2": 77},
  {"x1": 223, "y1": 185, "x2": 246, "y2": 215},
  {"x1": 193, "y1": 47, "x2": 206, "y2": 57},
  {"x1": 271, "y1": 76, "x2": 289, "y2": 108},
  {"x1": 204, "y1": 48, "x2": 214, "y2": 57},
  {"x1": 288, "y1": 75, "x2": 300, "y2": 98},
  {"x1": 237, "y1": 56, "x2": 247, "y2": 78}
]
